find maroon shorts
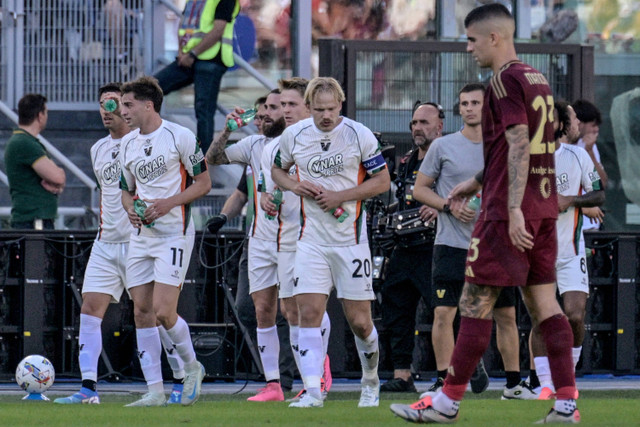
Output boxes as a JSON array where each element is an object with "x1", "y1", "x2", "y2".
[{"x1": 465, "y1": 218, "x2": 557, "y2": 287}]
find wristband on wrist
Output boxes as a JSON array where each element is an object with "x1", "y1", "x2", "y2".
[{"x1": 188, "y1": 50, "x2": 198, "y2": 60}]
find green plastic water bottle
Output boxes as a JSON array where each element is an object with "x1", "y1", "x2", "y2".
[
  {"x1": 329, "y1": 206, "x2": 349, "y2": 223},
  {"x1": 133, "y1": 196, "x2": 154, "y2": 227},
  {"x1": 227, "y1": 108, "x2": 258, "y2": 131},
  {"x1": 265, "y1": 188, "x2": 283, "y2": 220},
  {"x1": 104, "y1": 98, "x2": 118, "y2": 112},
  {"x1": 467, "y1": 193, "x2": 481, "y2": 211}
]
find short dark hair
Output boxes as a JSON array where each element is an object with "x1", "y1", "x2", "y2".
[
  {"x1": 572, "y1": 99, "x2": 601, "y2": 125},
  {"x1": 554, "y1": 100, "x2": 571, "y2": 140},
  {"x1": 254, "y1": 95, "x2": 268, "y2": 109},
  {"x1": 459, "y1": 83, "x2": 485, "y2": 97},
  {"x1": 98, "y1": 82, "x2": 122, "y2": 100},
  {"x1": 464, "y1": 3, "x2": 513, "y2": 28},
  {"x1": 279, "y1": 77, "x2": 310, "y2": 98},
  {"x1": 18, "y1": 93, "x2": 47, "y2": 125},
  {"x1": 121, "y1": 76, "x2": 163, "y2": 112}
]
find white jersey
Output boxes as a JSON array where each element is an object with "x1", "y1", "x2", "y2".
[
  {"x1": 555, "y1": 143, "x2": 601, "y2": 258},
  {"x1": 119, "y1": 120, "x2": 207, "y2": 237},
  {"x1": 276, "y1": 117, "x2": 386, "y2": 246},
  {"x1": 576, "y1": 138, "x2": 602, "y2": 230},
  {"x1": 261, "y1": 136, "x2": 299, "y2": 252},
  {"x1": 91, "y1": 134, "x2": 134, "y2": 242},
  {"x1": 225, "y1": 134, "x2": 278, "y2": 242}
]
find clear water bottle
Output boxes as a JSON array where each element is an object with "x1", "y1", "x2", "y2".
[
  {"x1": 265, "y1": 188, "x2": 283, "y2": 220},
  {"x1": 329, "y1": 206, "x2": 349, "y2": 223},
  {"x1": 103, "y1": 98, "x2": 118, "y2": 113},
  {"x1": 467, "y1": 193, "x2": 481, "y2": 211},
  {"x1": 133, "y1": 196, "x2": 154, "y2": 227},
  {"x1": 227, "y1": 108, "x2": 258, "y2": 131}
]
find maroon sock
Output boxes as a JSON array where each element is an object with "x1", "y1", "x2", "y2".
[
  {"x1": 442, "y1": 317, "x2": 493, "y2": 401},
  {"x1": 539, "y1": 314, "x2": 576, "y2": 399}
]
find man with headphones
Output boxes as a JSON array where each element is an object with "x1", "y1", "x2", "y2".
[{"x1": 379, "y1": 102, "x2": 443, "y2": 392}]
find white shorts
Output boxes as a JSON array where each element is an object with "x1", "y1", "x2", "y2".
[
  {"x1": 277, "y1": 250, "x2": 296, "y2": 299},
  {"x1": 556, "y1": 254, "x2": 589, "y2": 295},
  {"x1": 248, "y1": 237, "x2": 278, "y2": 294},
  {"x1": 126, "y1": 233, "x2": 194, "y2": 289},
  {"x1": 83, "y1": 241, "x2": 128, "y2": 302},
  {"x1": 293, "y1": 241, "x2": 374, "y2": 301}
]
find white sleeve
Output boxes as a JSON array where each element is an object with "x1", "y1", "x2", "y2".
[
  {"x1": 118, "y1": 141, "x2": 135, "y2": 193},
  {"x1": 275, "y1": 130, "x2": 294, "y2": 170},
  {"x1": 359, "y1": 126, "x2": 386, "y2": 174},
  {"x1": 177, "y1": 129, "x2": 207, "y2": 176},
  {"x1": 580, "y1": 150, "x2": 598, "y2": 193},
  {"x1": 225, "y1": 136, "x2": 255, "y2": 166}
]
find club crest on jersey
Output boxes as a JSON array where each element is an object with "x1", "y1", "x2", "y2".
[
  {"x1": 111, "y1": 149, "x2": 120, "y2": 159},
  {"x1": 101, "y1": 160, "x2": 121, "y2": 185},
  {"x1": 143, "y1": 140, "x2": 152, "y2": 156},
  {"x1": 135, "y1": 155, "x2": 167, "y2": 183},
  {"x1": 320, "y1": 136, "x2": 331, "y2": 151},
  {"x1": 308, "y1": 153, "x2": 344, "y2": 178}
]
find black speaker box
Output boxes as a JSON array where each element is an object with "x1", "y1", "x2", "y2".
[{"x1": 189, "y1": 323, "x2": 236, "y2": 381}]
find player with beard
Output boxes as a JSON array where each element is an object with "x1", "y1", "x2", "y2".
[
  {"x1": 529, "y1": 101, "x2": 604, "y2": 400},
  {"x1": 391, "y1": 4, "x2": 578, "y2": 423},
  {"x1": 206, "y1": 90, "x2": 292, "y2": 401},
  {"x1": 378, "y1": 101, "x2": 441, "y2": 393},
  {"x1": 259, "y1": 78, "x2": 334, "y2": 402}
]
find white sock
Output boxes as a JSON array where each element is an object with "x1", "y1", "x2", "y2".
[
  {"x1": 432, "y1": 391, "x2": 460, "y2": 416},
  {"x1": 289, "y1": 325, "x2": 302, "y2": 375},
  {"x1": 534, "y1": 356, "x2": 554, "y2": 389},
  {"x1": 257, "y1": 325, "x2": 280, "y2": 382},
  {"x1": 354, "y1": 327, "x2": 379, "y2": 386},
  {"x1": 78, "y1": 314, "x2": 102, "y2": 382},
  {"x1": 136, "y1": 327, "x2": 163, "y2": 387},
  {"x1": 165, "y1": 317, "x2": 197, "y2": 371},
  {"x1": 320, "y1": 312, "x2": 331, "y2": 357},
  {"x1": 298, "y1": 327, "x2": 323, "y2": 400},
  {"x1": 572, "y1": 346, "x2": 582, "y2": 370},
  {"x1": 158, "y1": 325, "x2": 185, "y2": 380}
]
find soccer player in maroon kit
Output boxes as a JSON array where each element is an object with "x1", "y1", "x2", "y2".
[{"x1": 390, "y1": 3, "x2": 579, "y2": 424}]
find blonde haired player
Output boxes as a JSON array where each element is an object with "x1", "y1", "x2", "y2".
[{"x1": 272, "y1": 77, "x2": 390, "y2": 408}]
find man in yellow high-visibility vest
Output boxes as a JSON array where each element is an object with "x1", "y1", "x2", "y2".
[{"x1": 155, "y1": 0, "x2": 240, "y2": 154}]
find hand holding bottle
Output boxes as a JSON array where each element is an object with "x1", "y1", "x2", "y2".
[
  {"x1": 227, "y1": 107, "x2": 257, "y2": 131},
  {"x1": 265, "y1": 188, "x2": 283, "y2": 220}
]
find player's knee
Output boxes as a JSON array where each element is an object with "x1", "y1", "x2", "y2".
[
  {"x1": 565, "y1": 309, "x2": 585, "y2": 329},
  {"x1": 254, "y1": 303, "x2": 277, "y2": 325}
]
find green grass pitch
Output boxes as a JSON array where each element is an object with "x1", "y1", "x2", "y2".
[{"x1": 4, "y1": 390, "x2": 639, "y2": 426}]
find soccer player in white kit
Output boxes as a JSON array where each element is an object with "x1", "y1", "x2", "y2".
[
  {"x1": 530, "y1": 101, "x2": 605, "y2": 400},
  {"x1": 206, "y1": 90, "x2": 290, "y2": 401},
  {"x1": 272, "y1": 77, "x2": 390, "y2": 408},
  {"x1": 259, "y1": 78, "x2": 333, "y2": 401},
  {"x1": 119, "y1": 76, "x2": 211, "y2": 407},
  {"x1": 53, "y1": 83, "x2": 133, "y2": 404}
]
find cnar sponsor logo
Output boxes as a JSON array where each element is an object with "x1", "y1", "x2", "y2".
[{"x1": 308, "y1": 153, "x2": 343, "y2": 178}]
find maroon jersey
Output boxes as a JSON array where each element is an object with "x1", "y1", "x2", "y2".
[{"x1": 480, "y1": 61, "x2": 558, "y2": 221}]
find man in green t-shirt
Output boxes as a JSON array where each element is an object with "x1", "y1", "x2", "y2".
[{"x1": 4, "y1": 94, "x2": 66, "y2": 229}]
